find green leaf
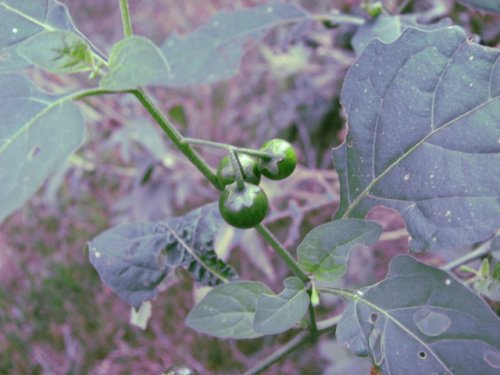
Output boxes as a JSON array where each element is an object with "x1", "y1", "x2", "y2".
[
  {"x1": 186, "y1": 281, "x2": 272, "y2": 339},
  {"x1": 298, "y1": 219, "x2": 381, "y2": 282},
  {"x1": 0, "y1": 0, "x2": 97, "y2": 72},
  {"x1": 351, "y1": 15, "x2": 452, "y2": 55},
  {"x1": 100, "y1": 36, "x2": 171, "y2": 90},
  {"x1": 159, "y1": 3, "x2": 309, "y2": 87},
  {"x1": 17, "y1": 30, "x2": 94, "y2": 74},
  {"x1": 254, "y1": 277, "x2": 309, "y2": 335},
  {"x1": 88, "y1": 204, "x2": 236, "y2": 308},
  {"x1": 334, "y1": 27, "x2": 500, "y2": 252},
  {"x1": 337, "y1": 255, "x2": 500, "y2": 374},
  {"x1": 458, "y1": 0, "x2": 500, "y2": 12},
  {"x1": 0, "y1": 73, "x2": 85, "y2": 223}
]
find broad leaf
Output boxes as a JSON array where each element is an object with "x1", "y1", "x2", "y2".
[
  {"x1": 18, "y1": 30, "x2": 94, "y2": 74},
  {"x1": 334, "y1": 27, "x2": 500, "y2": 252},
  {"x1": 186, "y1": 281, "x2": 272, "y2": 339},
  {"x1": 0, "y1": 73, "x2": 85, "y2": 223},
  {"x1": 159, "y1": 3, "x2": 309, "y2": 87},
  {"x1": 458, "y1": 0, "x2": 500, "y2": 12},
  {"x1": 88, "y1": 222, "x2": 172, "y2": 309},
  {"x1": 351, "y1": 15, "x2": 452, "y2": 54},
  {"x1": 100, "y1": 36, "x2": 171, "y2": 90},
  {"x1": 0, "y1": 0, "x2": 97, "y2": 72},
  {"x1": 298, "y1": 219, "x2": 381, "y2": 282},
  {"x1": 88, "y1": 204, "x2": 236, "y2": 308},
  {"x1": 337, "y1": 255, "x2": 500, "y2": 374},
  {"x1": 254, "y1": 277, "x2": 309, "y2": 335}
]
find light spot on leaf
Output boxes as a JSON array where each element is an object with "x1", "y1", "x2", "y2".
[
  {"x1": 414, "y1": 308, "x2": 451, "y2": 336},
  {"x1": 94, "y1": 251, "x2": 101, "y2": 258},
  {"x1": 469, "y1": 56, "x2": 474, "y2": 61},
  {"x1": 12, "y1": 28, "x2": 18, "y2": 34},
  {"x1": 267, "y1": 6, "x2": 274, "y2": 13},
  {"x1": 404, "y1": 173, "x2": 410, "y2": 181},
  {"x1": 484, "y1": 351, "x2": 500, "y2": 369},
  {"x1": 444, "y1": 278, "x2": 451, "y2": 286}
]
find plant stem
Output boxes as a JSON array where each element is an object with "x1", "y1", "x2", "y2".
[
  {"x1": 441, "y1": 239, "x2": 494, "y2": 271},
  {"x1": 255, "y1": 225, "x2": 309, "y2": 283},
  {"x1": 243, "y1": 312, "x2": 343, "y2": 374},
  {"x1": 308, "y1": 302, "x2": 318, "y2": 335},
  {"x1": 313, "y1": 12, "x2": 365, "y2": 25},
  {"x1": 119, "y1": 0, "x2": 134, "y2": 37},
  {"x1": 229, "y1": 148, "x2": 245, "y2": 191},
  {"x1": 317, "y1": 315, "x2": 342, "y2": 332},
  {"x1": 131, "y1": 89, "x2": 220, "y2": 188},
  {"x1": 243, "y1": 331, "x2": 311, "y2": 375},
  {"x1": 183, "y1": 137, "x2": 274, "y2": 160}
]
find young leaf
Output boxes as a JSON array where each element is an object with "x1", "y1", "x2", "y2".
[
  {"x1": 337, "y1": 255, "x2": 500, "y2": 375},
  {"x1": 186, "y1": 281, "x2": 272, "y2": 339},
  {"x1": 297, "y1": 219, "x2": 382, "y2": 282},
  {"x1": 254, "y1": 277, "x2": 309, "y2": 335},
  {"x1": 0, "y1": 0, "x2": 98, "y2": 72},
  {"x1": 351, "y1": 15, "x2": 452, "y2": 55},
  {"x1": 88, "y1": 204, "x2": 236, "y2": 308},
  {"x1": 0, "y1": 73, "x2": 85, "y2": 223},
  {"x1": 18, "y1": 30, "x2": 94, "y2": 74},
  {"x1": 457, "y1": 0, "x2": 500, "y2": 12},
  {"x1": 159, "y1": 3, "x2": 309, "y2": 87},
  {"x1": 334, "y1": 27, "x2": 500, "y2": 252},
  {"x1": 100, "y1": 36, "x2": 171, "y2": 90}
]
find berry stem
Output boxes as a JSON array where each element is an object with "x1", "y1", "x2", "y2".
[{"x1": 228, "y1": 148, "x2": 246, "y2": 191}]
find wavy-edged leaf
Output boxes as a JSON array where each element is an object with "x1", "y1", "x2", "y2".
[
  {"x1": 351, "y1": 15, "x2": 452, "y2": 55},
  {"x1": 186, "y1": 281, "x2": 272, "y2": 339},
  {"x1": 159, "y1": 2, "x2": 309, "y2": 87},
  {"x1": 100, "y1": 36, "x2": 171, "y2": 90},
  {"x1": 17, "y1": 30, "x2": 94, "y2": 73},
  {"x1": 0, "y1": 73, "x2": 85, "y2": 223},
  {"x1": 337, "y1": 255, "x2": 500, "y2": 375},
  {"x1": 458, "y1": 0, "x2": 500, "y2": 12},
  {"x1": 254, "y1": 277, "x2": 309, "y2": 335},
  {"x1": 0, "y1": 0, "x2": 96, "y2": 72},
  {"x1": 88, "y1": 204, "x2": 236, "y2": 308},
  {"x1": 298, "y1": 219, "x2": 381, "y2": 282},
  {"x1": 334, "y1": 27, "x2": 500, "y2": 252}
]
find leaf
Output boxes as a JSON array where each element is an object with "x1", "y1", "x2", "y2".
[
  {"x1": 351, "y1": 15, "x2": 452, "y2": 55},
  {"x1": 88, "y1": 204, "x2": 236, "y2": 308},
  {"x1": 88, "y1": 222, "x2": 172, "y2": 309},
  {"x1": 0, "y1": 73, "x2": 85, "y2": 223},
  {"x1": 100, "y1": 36, "x2": 171, "y2": 90},
  {"x1": 186, "y1": 281, "x2": 272, "y2": 339},
  {"x1": 337, "y1": 255, "x2": 500, "y2": 374},
  {"x1": 159, "y1": 3, "x2": 309, "y2": 87},
  {"x1": 457, "y1": 0, "x2": 500, "y2": 12},
  {"x1": 297, "y1": 219, "x2": 381, "y2": 282},
  {"x1": 334, "y1": 27, "x2": 500, "y2": 252},
  {"x1": 165, "y1": 203, "x2": 237, "y2": 286},
  {"x1": 17, "y1": 30, "x2": 94, "y2": 74},
  {"x1": 0, "y1": 0, "x2": 96, "y2": 72},
  {"x1": 254, "y1": 277, "x2": 309, "y2": 335}
]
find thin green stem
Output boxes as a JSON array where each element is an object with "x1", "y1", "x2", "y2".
[
  {"x1": 312, "y1": 12, "x2": 365, "y2": 25},
  {"x1": 229, "y1": 148, "x2": 246, "y2": 191},
  {"x1": 441, "y1": 238, "x2": 495, "y2": 271},
  {"x1": 131, "y1": 89, "x2": 220, "y2": 188},
  {"x1": 255, "y1": 225, "x2": 309, "y2": 283},
  {"x1": 119, "y1": 0, "x2": 134, "y2": 37},
  {"x1": 183, "y1": 137, "x2": 274, "y2": 160},
  {"x1": 243, "y1": 331, "x2": 311, "y2": 375},
  {"x1": 316, "y1": 315, "x2": 342, "y2": 332}
]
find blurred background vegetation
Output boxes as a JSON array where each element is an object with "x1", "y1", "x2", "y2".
[{"x1": 0, "y1": 0, "x2": 498, "y2": 374}]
